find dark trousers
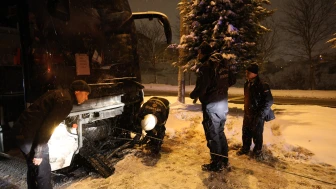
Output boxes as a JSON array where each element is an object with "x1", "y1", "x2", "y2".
[
  {"x1": 241, "y1": 115, "x2": 265, "y2": 154},
  {"x1": 202, "y1": 99, "x2": 228, "y2": 164},
  {"x1": 22, "y1": 148, "x2": 52, "y2": 189},
  {"x1": 147, "y1": 125, "x2": 166, "y2": 146}
]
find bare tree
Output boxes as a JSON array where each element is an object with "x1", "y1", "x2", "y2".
[
  {"x1": 257, "y1": 16, "x2": 280, "y2": 63},
  {"x1": 136, "y1": 20, "x2": 167, "y2": 83},
  {"x1": 172, "y1": 14, "x2": 181, "y2": 43},
  {"x1": 280, "y1": 0, "x2": 336, "y2": 89}
]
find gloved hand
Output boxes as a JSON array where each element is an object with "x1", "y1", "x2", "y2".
[
  {"x1": 132, "y1": 134, "x2": 141, "y2": 145},
  {"x1": 256, "y1": 111, "x2": 266, "y2": 120},
  {"x1": 140, "y1": 136, "x2": 149, "y2": 146}
]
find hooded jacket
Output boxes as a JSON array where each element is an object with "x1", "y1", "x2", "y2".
[
  {"x1": 190, "y1": 53, "x2": 234, "y2": 104},
  {"x1": 14, "y1": 89, "x2": 76, "y2": 158},
  {"x1": 138, "y1": 97, "x2": 170, "y2": 128}
]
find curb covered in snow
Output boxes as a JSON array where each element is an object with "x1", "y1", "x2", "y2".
[{"x1": 143, "y1": 84, "x2": 336, "y2": 99}]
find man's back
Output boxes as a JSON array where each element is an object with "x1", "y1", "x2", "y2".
[
  {"x1": 14, "y1": 89, "x2": 74, "y2": 155},
  {"x1": 194, "y1": 54, "x2": 233, "y2": 104},
  {"x1": 139, "y1": 97, "x2": 169, "y2": 125}
]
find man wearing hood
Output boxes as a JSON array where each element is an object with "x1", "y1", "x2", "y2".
[
  {"x1": 190, "y1": 41, "x2": 235, "y2": 172},
  {"x1": 13, "y1": 80, "x2": 91, "y2": 189}
]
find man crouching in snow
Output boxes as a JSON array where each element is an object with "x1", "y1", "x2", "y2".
[{"x1": 133, "y1": 97, "x2": 170, "y2": 154}]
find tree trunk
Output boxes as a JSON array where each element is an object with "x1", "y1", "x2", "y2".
[
  {"x1": 153, "y1": 57, "x2": 157, "y2": 84},
  {"x1": 177, "y1": 68, "x2": 185, "y2": 103},
  {"x1": 177, "y1": 0, "x2": 188, "y2": 103},
  {"x1": 309, "y1": 61, "x2": 316, "y2": 90}
]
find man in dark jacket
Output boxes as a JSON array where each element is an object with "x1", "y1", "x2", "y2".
[
  {"x1": 236, "y1": 63, "x2": 274, "y2": 158},
  {"x1": 134, "y1": 97, "x2": 170, "y2": 154},
  {"x1": 13, "y1": 80, "x2": 91, "y2": 189},
  {"x1": 190, "y1": 41, "x2": 236, "y2": 172}
]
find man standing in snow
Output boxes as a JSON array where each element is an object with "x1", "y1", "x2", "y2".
[
  {"x1": 236, "y1": 63, "x2": 274, "y2": 159},
  {"x1": 13, "y1": 80, "x2": 91, "y2": 189},
  {"x1": 134, "y1": 97, "x2": 170, "y2": 154},
  {"x1": 190, "y1": 41, "x2": 236, "y2": 172}
]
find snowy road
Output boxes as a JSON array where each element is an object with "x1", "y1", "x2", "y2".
[
  {"x1": 143, "y1": 84, "x2": 336, "y2": 108},
  {"x1": 146, "y1": 90, "x2": 336, "y2": 108}
]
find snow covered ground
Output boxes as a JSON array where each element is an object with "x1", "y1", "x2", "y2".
[
  {"x1": 143, "y1": 84, "x2": 336, "y2": 166},
  {"x1": 2, "y1": 84, "x2": 335, "y2": 189},
  {"x1": 62, "y1": 84, "x2": 336, "y2": 189}
]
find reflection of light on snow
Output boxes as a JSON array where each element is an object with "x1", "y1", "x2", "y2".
[
  {"x1": 175, "y1": 112, "x2": 188, "y2": 120},
  {"x1": 174, "y1": 112, "x2": 200, "y2": 121},
  {"x1": 165, "y1": 128, "x2": 176, "y2": 139},
  {"x1": 48, "y1": 123, "x2": 78, "y2": 171}
]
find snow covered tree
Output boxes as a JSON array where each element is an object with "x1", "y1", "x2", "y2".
[
  {"x1": 179, "y1": 0, "x2": 273, "y2": 67},
  {"x1": 327, "y1": 34, "x2": 336, "y2": 48},
  {"x1": 327, "y1": 1, "x2": 336, "y2": 49}
]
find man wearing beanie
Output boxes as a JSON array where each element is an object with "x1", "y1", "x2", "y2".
[
  {"x1": 13, "y1": 80, "x2": 90, "y2": 189},
  {"x1": 236, "y1": 63, "x2": 274, "y2": 159}
]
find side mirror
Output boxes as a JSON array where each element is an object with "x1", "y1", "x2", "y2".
[
  {"x1": 47, "y1": 0, "x2": 70, "y2": 21},
  {"x1": 132, "y1": 11, "x2": 172, "y2": 44}
]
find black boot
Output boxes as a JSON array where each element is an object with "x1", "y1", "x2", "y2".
[
  {"x1": 151, "y1": 144, "x2": 161, "y2": 154},
  {"x1": 236, "y1": 148, "x2": 249, "y2": 156},
  {"x1": 222, "y1": 161, "x2": 232, "y2": 172},
  {"x1": 149, "y1": 141, "x2": 162, "y2": 154},
  {"x1": 202, "y1": 161, "x2": 224, "y2": 172},
  {"x1": 253, "y1": 150, "x2": 263, "y2": 161}
]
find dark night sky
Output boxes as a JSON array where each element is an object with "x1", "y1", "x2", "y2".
[
  {"x1": 128, "y1": 0, "x2": 181, "y2": 43},
  {"x1": 128, "y1": 0, "x2": 283, "y2": 43},
  {"x1": 128, "y1": 0, "x2": 282, "y2": 20},
  {"x1": 129, "y1": 0, "x2": 180, "y2": 21}
]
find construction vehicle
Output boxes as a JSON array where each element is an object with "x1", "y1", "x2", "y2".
[{"x1": 0, "y1": 0, "x2": 171, "y2": 178}]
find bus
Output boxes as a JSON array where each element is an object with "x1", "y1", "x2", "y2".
[{"x1": 0, "y1": 0, "x2": 171, "y2": 177}]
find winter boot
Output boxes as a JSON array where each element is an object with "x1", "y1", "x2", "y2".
[
  {"x1": 236, "y1": 148, "x2": 249, "y2": 156},
  {"x1": 201, "y1": 161, "x2": 223, "y2": 172},
  {"x1": 253, "y1": 150, "x2": 263, "y2": 161},
  {"x1": 222, "y1": 162, "x2": 232, "y2": 172}
]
